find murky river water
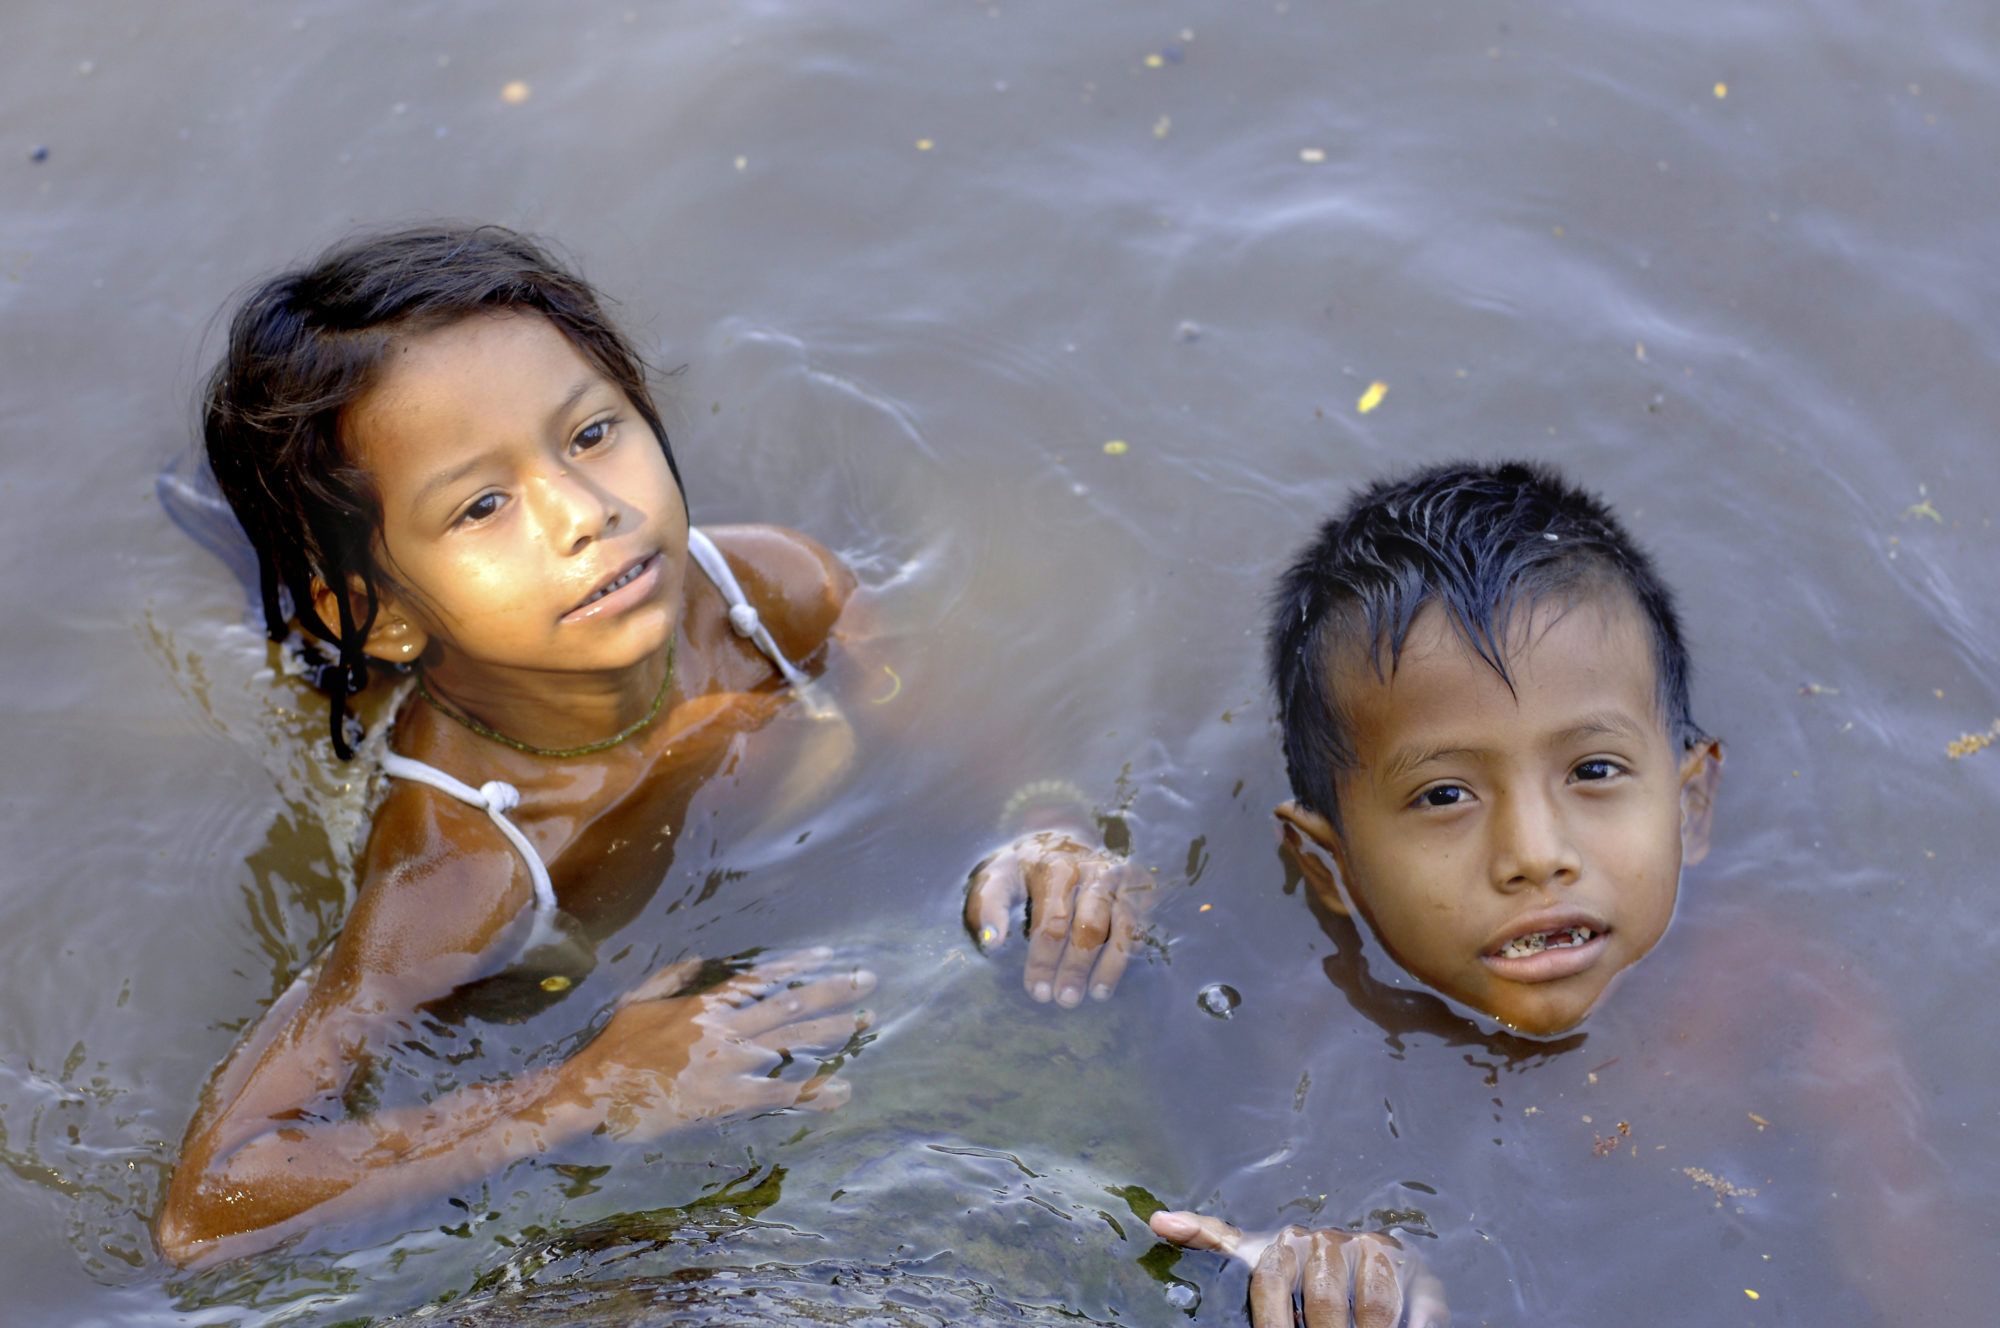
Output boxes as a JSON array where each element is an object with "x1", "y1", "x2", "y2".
[{"x1": 4, "y1": 1, "x2": 1998, "y2": 1324}]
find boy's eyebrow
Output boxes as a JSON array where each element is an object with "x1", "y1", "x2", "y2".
[
  {"x1": 1548, "y1": 710, "x2": 1651, "y2": 746},
  {"x1": 1381, "y1": 743, "x2": 1482, "y2": 786}
]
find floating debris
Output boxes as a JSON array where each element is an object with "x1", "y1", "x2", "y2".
[
  {"x1": 502, "y1": 80, "x2": 532, "y2": 104},
  {"x1": 1175, "y1": 319, "x2": 1200, "y2": 343},
  {"x1": 1947, "y1": 721, "x2": 2000, "y2": 759},
  {"x1": 1797, "y1": 682, "x2": 1838, "y2": 697},
  {"x1": 1902, "y1": 497, "x2": 1942, "y2": 523},
  {"x1": 1683, "y1": 1166, "x2": 1757, "y2": 1199},
  {"x1": 1745, "y1": 1289, "x2": 1760, "y2": 1300},
  {"x1": 30, "y1": 145, "x2": 48, "y2": 163},
  {"x1": 539, "y1": 974, "x2": 571, "y2": 993},
  {"x1": 1299, "y1": 146, "x2": 1326, "y2": 163},
  {"x1": 1144, "y1": 53, "x2": 1164, "y2": 69},
  {"x1": 1714, "y1": 81, "x2": 1728, "y2": 99},
  {"x1": 1357, "y1": 380, "x2": 1388, "y2": 413},
  {"x1": 1152, "y1": 114, "x2": 1171, "y2": 139},
  {"x1": 915, "y1": 138, "x2": 934, "y2": 151},
  {"x1": 1197, "y1": 983, "x2": 1240, "y2": 1018},
  {"x1": 734, "y1": 155, "x2": 748, "y2": 171},
  {"x1": 1102, "y1": 439, "x2": 1129, "y2": 455},
  {"x1": 1748, "y1": 1112, "x2": 1771, "y2": 1130},
  {"x1": 872, "y1": 665, "x2": 902, "y2": 704}
]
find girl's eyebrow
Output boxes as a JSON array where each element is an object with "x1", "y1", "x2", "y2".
[
  {"x1": 543, "y1": 374, "x2": 602, "y2": 430},
  {"x1": 412, "y1": 450, "x2": 502, "y2": 513}
]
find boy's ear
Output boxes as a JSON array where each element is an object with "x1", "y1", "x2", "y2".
[
  {"x1": 1677, "y1": 739, "x2": 1724, "y2": 866},
  {"x1": 309, "y1": 576, "x2": 430, "y2": 664},
  {"x1": 1275, "y1": 800, "x2": 1349, "y2": 916}
]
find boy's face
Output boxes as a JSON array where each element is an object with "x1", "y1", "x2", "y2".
[{"x1": 1280, "y1": 593, "x2": 1719, "y2": 1037}]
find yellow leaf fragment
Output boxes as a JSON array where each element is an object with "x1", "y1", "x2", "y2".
[
  {"x1": 1102, "y1": 439, "x2": 1129, "y2": 455},
  {"x1": 1902, "y1": 498, "x2": 1942, "y2": 523},
  {"x1": 1748, "y1": 1112, "x2": 1770, "y2": 1129},
  {"x1": 502, "y1": 80, "x2": 532, "y2": 104},
  {"x1": 1714, "y1": 82, "x2": 1729, "y2": 99},
  {"x1": 539, "y1": 974, "x2": 571, "y2": 992},
  {"x1": 1744, "y1": 1289, "x2": 1759, "y2": 1300},
  {"x1": 1356, "y1": 381, "x2": 1388, "y2": 414},
  {"x1": 1947, "y1": 721, "x2": 2000, "y2": 759}
]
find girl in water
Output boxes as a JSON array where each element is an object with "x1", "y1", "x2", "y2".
[{"x1": 159, "y1": 227, "x2": 1143, "y2": 1265}]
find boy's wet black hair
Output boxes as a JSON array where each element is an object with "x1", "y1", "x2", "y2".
[
  {"x1": 1269, "y1": 460, "x2": 1706, "y2": 831},
  {"x1": 202, "y1": 224, "x2": 679, "y2": 758}
]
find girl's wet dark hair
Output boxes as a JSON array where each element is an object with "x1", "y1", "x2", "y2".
[
  {"x1": 203, "y1": 224, "x2": 679, "y2": 758},
  {"x1": 1268, "y1": 460, "x2": 1706, "y2": 831}
]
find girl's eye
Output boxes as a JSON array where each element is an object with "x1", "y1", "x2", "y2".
[
  {"x1": 571, "y1": 419, "x2": 614, "y2": 454},
  {"x1": 1573, "y1": 759, "x2": 1622, "y2": 782},
  {"x1": 1416, "y1": 784, "x2": 1468, "y2": 809},
  {"x1": 458, "y1": 493, "x2": 505, "y2": 525}
]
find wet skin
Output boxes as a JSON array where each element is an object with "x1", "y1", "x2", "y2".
[
  {"x1": 1278, "y1": 593, "x2": 1720, "y2": 1038},
  {"x1": 160, "y1": 313, "x2": 875, "y2": 1265}
]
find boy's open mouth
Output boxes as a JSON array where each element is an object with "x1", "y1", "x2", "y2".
[{"x1": 1493, "y1": 924, "x2": 1599, "y2": 959}]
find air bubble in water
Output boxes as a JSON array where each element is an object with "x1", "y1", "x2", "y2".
[
  {"x1": 1197, "y1": 983, "x2": 1240, "y2": 1018},
  {"x1": 1164, "y1": 1280, "x2": 1201, "y2": 1313}
]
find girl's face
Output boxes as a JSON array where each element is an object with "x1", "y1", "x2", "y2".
[{"x1": 345, "y1": 312, "x2": 686, "y2": 677}]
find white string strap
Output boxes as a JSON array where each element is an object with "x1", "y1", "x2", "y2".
[
  {"x1": 381, "y1": 752, "x2": 563, "y2": 951},
  {"x1": 685, "y1": 527, "x2": 811, "y2": 689}
]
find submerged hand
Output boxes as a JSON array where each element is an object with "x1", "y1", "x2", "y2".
[
  {"x1": 965, "y1": 831, "x2": 1155, "y2": 1008},
  {"x1": 559, "y1": 947, "x2": 875, "y2": 1137},
  {"x1": 1150, "y1": 1210, "x2": 1449, "y2": 1328}
]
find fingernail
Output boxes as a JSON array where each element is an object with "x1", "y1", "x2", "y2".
[
  {"x1": 852, "y1": 969, "x2": 877, "y2": 991},
  {"x1": 811, "y1": 945, "x2": 833, "y2": 958},
  {"x1": 1057, "y1": 985, "x2": 1082, "y2": 1008},
  {"x1": 1032, "y1": 982, "x2": 1053, "y2": 1003},
  {"x1": 1090, "y1": 983, "x2": 1112, "y2": 1001},
  {"x1": 1151, "y1": 1211, "x2": 1195, "y2": 1238}
]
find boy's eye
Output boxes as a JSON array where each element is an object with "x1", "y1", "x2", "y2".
[
  {"x1": 459, "y1": 493, "x2": 505, "y2": 525},
  {"x1": 1572, "y1": 759, "x2": 1621, "y2": 782},
  {"x1": 1416, "y1": 785, "x2": 1467, "y2": 808},
  {"x1": 571, "y1": 419, "x2": 614, "y2": 453}
]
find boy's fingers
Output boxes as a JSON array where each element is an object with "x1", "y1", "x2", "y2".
[
  {"x1": 1345, "y1": 1236, "x2": 1406, "y2": 1328},
  {"x1": 1085, "y1": 884, "x2": 1148, "y2": 999},
  {"x1": 788, "y1": 1069, "x2": 851, "y2": 1112},
  {"x1": 1148, "y1": 1210, "x2": 1246, "y2": 1258},
  {"x1": 725, "y1": 969, "x2": 877, "y2": 1038},
  {"x1": 1051, "y1": 863, "x2": 1116, "y2": 1006},
  {"x1": 1021, "y1": 856, "x2": 1079, "y2": 1002},
  {"x1": 1249, "y1": 1239, "x2": 1301, "y2": 1328},
  {"x1": 965, "y1": 853, "x2": 1025, "y2": 951}
]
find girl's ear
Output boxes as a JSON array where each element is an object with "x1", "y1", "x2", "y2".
[
  {"x1": 1275, "y1": 800, "x2": 1350, "y2": 916},
  {"x1": 1677, "y1": 739, "x2": 1724, "y2": 866},
  {"x1": 309, "y1": 576, "x2": 430, "y2": 664}
]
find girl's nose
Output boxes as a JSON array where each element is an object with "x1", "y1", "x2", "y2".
[
  {"x1": 540, "y1": 466, "x2": 620, "y2": 553},
  {"x1": 1490, "y1": 788, "x2": 1581, "y2": 893}
]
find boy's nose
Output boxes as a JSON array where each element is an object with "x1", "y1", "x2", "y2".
[{"x1": 1490, "y1": 789, "x2": 1581, "y2": 892}]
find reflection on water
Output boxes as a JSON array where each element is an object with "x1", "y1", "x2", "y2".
[{"x1": 3, "y1": 0, "x2": 1999, "y2": 1323}]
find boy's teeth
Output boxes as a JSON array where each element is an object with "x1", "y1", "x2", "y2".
[
  {"x1": 586, "y1": 562, "x2": 642, "y2": 604},
  {"x1": 1497, "y1": 925, "x2": 1597, "y2": 959}
]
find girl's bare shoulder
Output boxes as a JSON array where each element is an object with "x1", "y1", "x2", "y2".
[{"x1": 697, "y1": 524, "x2": 856, "y2": 662}]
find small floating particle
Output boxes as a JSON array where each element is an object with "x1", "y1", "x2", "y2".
[
  {"x1": 539, "y1": 974, "x2": 571, "y2": 992},
  {"x1": 734, "y1": 155, "x2": 748, "y2": 171},
  {"x1": 1714, "y1": 82, "x2": 1728, "y2": 99},
  {"x1": 502, "y1": 80, "x2": 532, "y2": 104},
  {"x1": 1175, "y1": 319, "x2": 1201, "y2": 343},
  {"x1": 1144, "y1": 52, "x2": 1164, "y2": 68},
  {"x1": 30, "y1": 145, "x2": 48, "y2": 163},
  {"x1": 1748, "y1": 1112, "x2": 1771, "y2": 1129},
  {"x1": 1902, "y1": 498, "x2": 1943, "y2": 523},
  {"x1": 1744, "y1": 1289, "x2": 1759, "y2": 1300},
  {"x1": 915, "y1": 138, "x2": 934, "y2": 151},
  {"x1": 1797, "y1": 682, "x2": 1838, "y2": 697},
  {"x1": 1198, "y1": 902, "x2": 1212, "y2": 912},
  {"x1": 1356, "y1": 380, "x2": 1388, "y2": 413},
  {"x1": 1102, "y1": 439, "x2": 1129, "y2": 455},
  {"x1": 77, "y1": 59, "x2": 96, "y2": 76},
  {"x1": 1552, "y1": 224, "x2": 1566, "y2": 237},
  {"x1": 1947, "y1": 721, "x2": 2000, "y2": 759},
  {"x1": 872, "y1": 665, "x2": 902, "y2": 704},
  {"x1": 1153, "y1": 114, "x2": 1171, "y2": 139},
  {"x1": 1635, "y1": 341, "x2": 1647, "y2": 361},
  {"x1": 1299, "y1": 146, "x2": 1326, "y2": 163}
]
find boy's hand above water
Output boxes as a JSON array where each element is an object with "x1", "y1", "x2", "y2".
[
  {"x1": 965, "y1": 830, "x2": 1155, "y2": 1008},
  {"x1": 1150, "y1": 1210, "x2": 1449, "y2": 1328}
]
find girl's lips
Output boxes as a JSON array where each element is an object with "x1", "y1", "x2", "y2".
[
  {"x1": 561, "y1": 553, "x2": 660, "y2": 623},
  {"x1": 1482, "y1": 928, "x2": 1609, "y2": 983}
]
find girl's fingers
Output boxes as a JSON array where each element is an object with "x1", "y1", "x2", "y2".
[
  {"x1": 966, "y1": 853, "x2": 1025, "y2": 951},
  {"x1": 789, "y1": 1070, "x2": 850, "y2": 1112},
  {"x1": 722, "y1": 968, "x2": 877, "y2": 1038},
  {"x1": 617, "y1": 956, "x2": 704, "y2": 1008},
  {"x1": 750, "y1": 1009, "x2": 872, "y2": 1057},
  {"x1": 705, "y1": 948, "x2": 841, "y2": 1010}
]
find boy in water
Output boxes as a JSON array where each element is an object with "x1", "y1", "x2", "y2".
[{"x1": 1140, "y1": 462, "x2": 1977, "y2": 1325}]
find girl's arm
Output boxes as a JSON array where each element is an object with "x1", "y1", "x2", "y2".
[{"x1": 159, "y1": 790, "x2": 871, "y2": 1266}]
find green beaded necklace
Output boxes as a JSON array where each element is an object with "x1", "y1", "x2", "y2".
[{"x1": 416, "y1": 643, "x2": 676, "y2": 758}]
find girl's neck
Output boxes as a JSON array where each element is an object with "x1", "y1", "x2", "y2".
[{"x1": 415, "y1": 640, "x2": 677, "y2": 758}]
